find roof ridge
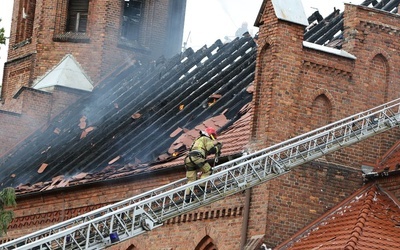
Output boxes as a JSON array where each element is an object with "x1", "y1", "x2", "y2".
[
  {"x1": 377, "y1": 139, "x2": 400, "y2": 166},
  {"x1": 344, "y1": 185, "x2": 377, "y2": 250}
]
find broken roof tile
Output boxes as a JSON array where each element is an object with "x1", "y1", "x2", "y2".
[
  {"x1": 157, "y1": 153, "x2": 170, "y2": 162},
  {"x1": 131, "y1": 113, "x2": 141, "y2": 119},
  {"x1": 246, "y1": 84, "x2": 254, "y2": 93},
  {"x1": 79, "y1": 116, "x2": 87, "y2": 129},
  {"x1": 108, "y1": 156, "x2": 121, "y2": 165},
  {"x1": 72, "y1": 172, "x2": 88, "y2": 180},
  {"x1": 56, "y1": 179, "x2": 69, "y2": 188},
  {"x1": 170, "y1": 127, "x2": 183, "y2": 138},
  {"x1": 0, "y1": 36, "x2": 257, "y2": 194},
  {"x1": 37, "y1": 163, "x2": 48, "y2": 174},
  {"x1": 211, "y1": 114, "x2": 229, "y2": 128}
]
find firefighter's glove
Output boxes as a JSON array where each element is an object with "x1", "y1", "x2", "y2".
[{"x1": 215, "y1": 142, "x2": 222, "y2": 155}]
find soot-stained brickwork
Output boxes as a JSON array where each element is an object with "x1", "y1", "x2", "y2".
[{"x1": 1, "y1": 0, "x2": 400, "y2": 249}]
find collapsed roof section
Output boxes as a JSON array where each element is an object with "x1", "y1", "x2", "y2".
[
  {"x1": 304, "y1": 0, "x2": 400, "y2": 49},
  {"x1": 0, "y1": 36, "x2": 257, "y2": 194}
]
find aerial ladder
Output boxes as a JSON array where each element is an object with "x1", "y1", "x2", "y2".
[{"x1": 2, "y1": 98, "x2": 400, "y2": 250}]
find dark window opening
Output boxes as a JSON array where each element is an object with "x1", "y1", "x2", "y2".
[
  {"x1": 16, "y1": 0, "x2": 36, "y2": 44},
  {"x1": 121, "y1": 0, "x2": 142, "y2": 41},
  {"x1": 67, "y1": 0, "x2": 89, "y2": 33}
]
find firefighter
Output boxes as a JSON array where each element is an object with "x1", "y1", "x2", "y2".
[{"x1": 184, "y1": 127, "x2": 222, "y2": 200}]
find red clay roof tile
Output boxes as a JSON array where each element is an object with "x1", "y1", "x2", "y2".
[
  {"x1": 170, "y1": 127, "x2": 183, "y2": 137},
  {"x1": 13, "y1": 103, "x2": 253, "y2": 195},
  {"x1": 368, "y1": 140, "x2": 400, "y2": 174},
  {"x1": 37, "y1": 163, "x2": 48, "y2": 174},
  {"x1": 276, "y1": 184, "x2": 400, "y2": 249}
]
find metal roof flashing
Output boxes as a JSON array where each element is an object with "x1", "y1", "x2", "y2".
[
  {"x1": 303, "y1": 41, "x2": 357, "y2": 59},
  {"x1": 272, "y1": 0, "x2": 308, "y2": 26},
  {"x1": 32, "y1": 54, "x2": 94, "y2": 92}
]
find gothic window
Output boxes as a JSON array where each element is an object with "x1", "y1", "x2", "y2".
[
  {"x1": 126, "y1": 244, "x2": 137, "y2": 250},
  {"x1": 368, "y1": 54, "x2": 389, "y2": 105},
  {"x1": 16, "y1": 0, "x2": 36, "y2": 43},
  {"x1": 311, "y1": 94, "x2": 332, "y2": 129},
  {"x1": 67, "y1": 0, "x2": 89, "y2": 33},
  {"x1": 121, "y1": 0, "x2": 143, "y2": 41},
  {"x1": 195, "y1": 235, "x2": 218, "y2": 250}
]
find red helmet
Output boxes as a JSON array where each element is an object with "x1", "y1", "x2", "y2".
[{"x1": 205, "y1": 127, "x2": 217, "y2": 139}]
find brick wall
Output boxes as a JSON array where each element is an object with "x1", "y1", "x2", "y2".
[
  {"x1": 0, "y1": 162, "x2": 362, "y2": 249},
  {"x1": 0, "y1": 87, "x2": 84, "y2": 157},
  {"x1": 376, "y1": 174, "x2": 400, "y2": 199},
  {"x1": 1, "y1": 169, "x2": 246, "y2": 250},
  {"x1": 247, "y1": 0, "x2": 400, "y2": 247},
  {"x1": 0, "y1": 0, "x2": 184, "y2": 158},
  {"x1": 249, "y1": 162, "x2": 362, "y2": 247},
  {"x1": 1, "y1": 54, "x2": 35, "y2": 104},
  {"x1": 4, "y1": 0, "x2": 179, "y2": 92},
  {"x1": 2, "y1": 1, "x2": 400, "y2": 249},
  {"x1": 252, "y1": 1, "x2": 400, "y2": 167}
]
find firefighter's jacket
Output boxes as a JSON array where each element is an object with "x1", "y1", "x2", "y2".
[{"x1": 185, "y1": 135, "x2": 221, "y2": 170}]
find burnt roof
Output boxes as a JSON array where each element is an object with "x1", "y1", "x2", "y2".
[
  {"x1": 304, "y1": 0, "x2": 400, "y2": 48},
  {"x1": 1, "y1": 0, "x2": 398, "y2": 193},
  {"x1": 0, "y1": 36, "x2": 257, "y2": 191}
]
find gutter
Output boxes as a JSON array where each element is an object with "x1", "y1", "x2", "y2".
[{"x1": 240, "y1": 188, "x2": 252, "y2": 249}]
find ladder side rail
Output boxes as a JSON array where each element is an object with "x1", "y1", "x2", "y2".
[
  {"x1": 3, "y1": 119, "x2": 350, "y2": 248},
  {"x1": 13, "y1": 206, "x2": 159, "y2": 250},
  {"x1": 283, "y1": 118, "x2": 400, "y2": 171},
  {"x1": 148, "y1": 155, "x2": 291, "y2": 222},
  {"x1": 222, "y1": 100, "x2": 400, "y2": 167},
  {"x1": 4, "y1": 99, "x2": 400, "y2": 249},
  {"x1": 230, "y1": 104, "x2": 400, "y2": 175},
  {"x1": 0, "y1": 178, "x2": 187, "y2": 249},
  {"x1": 8, "y1": 116, "x2": 396, "y2": 250},
  {"x1": 175, "y1": 101, "x2": 400, "y2": 182},
  {"x1": 23, "y1": 165, "x2": 253, "y2": 249}
]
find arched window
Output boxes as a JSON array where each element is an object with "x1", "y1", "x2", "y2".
[
  {"x1": 251, "y1": 42, "x2": 272, "y2": 140},
  {"x1": 195, "y1": 235, "x2": 218, "y2": 250},
  {"x1": 126, "y1": 244, "x2": 137, "y2": 250},
  {"x1": 311, "y1": 94, "x2": 331, "y2": 129},
  {"x1": 368, "y1": 54, "x2": 389, "y2": 104}
]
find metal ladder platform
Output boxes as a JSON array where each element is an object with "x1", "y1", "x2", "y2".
[{"x1": 2, "y1": 98, "x2": 400, "y2": 250}]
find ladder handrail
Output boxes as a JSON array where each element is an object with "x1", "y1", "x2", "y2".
[
  {"x1": 0, "y1": 178, "x2": 188, "y2": 248},
  {"x1": 2, "y1": 98, "x2": 400, "y2": 249},
  {"x1": 232, "y1": 98, "x2": 400, "y2": 160}
]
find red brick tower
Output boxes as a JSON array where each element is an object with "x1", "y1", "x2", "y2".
[
  {"x1": 246, "y1": 0, "x2": 400, "y2": 245},
  {"x1": 0, "y1": 0, "x2": 186, "y2": 155}
]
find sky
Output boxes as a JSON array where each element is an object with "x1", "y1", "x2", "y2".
[{"x1": 0, "y1": 0, "x2": 364, "y2": 85}]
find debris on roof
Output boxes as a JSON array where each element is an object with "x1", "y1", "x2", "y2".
[
  {"x1": 304, "y1": 0, "x2": 400, "y2": 49},
  {"x1": 108, "y1": 156, "x2": 121, "y2": 165},
  {"x1": 166, "y1": 113, "x2": 230, "y2": 158},
  {"x1": 131, "y1": 113, "x2": 141, "y2": 119},
  {"x1": 79, "y1": 116, "x2": 87, "y2": 129},
  {"x1": 0, "y1": 36, "x2": 257, "y2": 195},
  {"x1": 37, "y1": 163, "x2": 48, "y2": 174},
  {"x1": 2, "y1": 0, "x2": 398, "y2": 196},
  {"x1": 170, "y1": 127, "x2": 183, "y2": 138}
]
